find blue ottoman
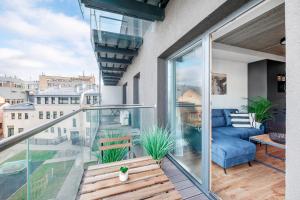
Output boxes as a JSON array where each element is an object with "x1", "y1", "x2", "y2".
[{"x1": 212, "y1": 135, "x2": 256, "y2": 173}]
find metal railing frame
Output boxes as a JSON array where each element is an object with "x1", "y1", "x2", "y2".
[{"x1": 0, "y1": 105, "x2": 156, "y2": 152}]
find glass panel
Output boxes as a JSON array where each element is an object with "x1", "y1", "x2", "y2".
[
  {"x1": 0, "y1": 142, "x2": 27, "y2": 199},
  {"x1": 26, "y1": 112, "x2": 86, "y2": 200},
  {"x1": 90, "y1": 107, "x2": 155, "y2": 164},
  {"x1": 0, "y1": 106, "x2": 155, "y2": 200},
  {"x1": 170, "y1": 44, "x2": 203, "y2": 181}
]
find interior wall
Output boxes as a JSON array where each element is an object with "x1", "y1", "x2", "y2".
[
  {"x1": 212, "y1": 58, "x2": 248, "y2": 110},
  {"x1": 248, "y1": 60, "x2": 268, "y2": 98}
]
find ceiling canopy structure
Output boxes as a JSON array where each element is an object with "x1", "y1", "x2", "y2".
[
  {"x1": 215, "y1": 4, "x2": 285, "y2": 57},
  {"x1": 80, "y1": 0, "x2": 169, "y2": 85}
]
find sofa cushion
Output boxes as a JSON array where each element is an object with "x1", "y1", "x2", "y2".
[
  {"x1": 212, "y1": 117, "x2": 226, "y2": 128},
  {"x1": 223, "y1": 109, "x2": 238, "y2": 126},
  {"x1": 212, "y1": 109, "x2": 226, "y2": 128},
  {"x1": 214, "y1": 127, "x2": 249, "y2": 140},
  {"x1": 213, "y1": 126, "x2": 264, "y2": 140},
  {"x1": 212, "y1": 136, "x2": 256, "y2": 168},
  {"x1": 212, "y1": 136, "x2": 256, "y2": 159}
]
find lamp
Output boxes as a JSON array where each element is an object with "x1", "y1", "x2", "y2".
[{"x1": 280, "y1": 37, "x2": 286, "y2": 45}]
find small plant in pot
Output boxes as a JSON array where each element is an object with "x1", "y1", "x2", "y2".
[
  {"x1": 141, "y1": 126, "x2": 174, "y2": 168},
  {"x1": 246, "y1": 97, "x2": 273, "y2": 129},
  {"x1": 119, "y1": 166, "x2": 129, "y2": 182}
]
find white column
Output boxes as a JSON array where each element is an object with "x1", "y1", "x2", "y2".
[{"x1": 286, "y1": 0, "x2": 300, "y2": 199}]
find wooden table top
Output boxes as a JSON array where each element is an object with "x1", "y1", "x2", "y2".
[
  {"x1": 77, "y1": 156, "x2": 182, "y2": 200},
  {"x1": 250, "y1": 134, "x2": 285, "y2": 149}
]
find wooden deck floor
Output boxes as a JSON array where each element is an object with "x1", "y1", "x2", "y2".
[
  {"x1": 162, "y1": 159, "x2": 208, "y2": 200},
  {"x1": 212, "y1": 144, "x2": 285, "y2": 200}
]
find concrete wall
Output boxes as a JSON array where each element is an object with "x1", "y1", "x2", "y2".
[
  {"x1": 212, "y1": 58, "x2": 248, "y2": 110},
  {"x1": 286, "y1": 0, "x2": 300, "y2": 199},
  {"x1": 118, "y1": 0, "x2": 226, "y2": 107},
  {"x1": 101, "y1": 86, "x2": 122, "y2": 105}
]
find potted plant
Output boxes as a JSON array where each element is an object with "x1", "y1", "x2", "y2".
[
  {"x1": 246, "y1": 97, "x2": 273, "y2": 130},
  {"x1": 119, "y1": 166, "x2": 129, "y2": 182},
  {"x1": 141, "y1": 126, "x2": 174, "y2": 167}
]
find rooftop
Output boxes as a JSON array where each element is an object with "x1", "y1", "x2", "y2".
[
  {"x1": 35, "y1": 87, "x2": 81, "y2": 96},
  {"x1": 3, "y1": 102, "x2": 35, "y2": 111}
]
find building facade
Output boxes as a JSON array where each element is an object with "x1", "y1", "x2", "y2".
[
  {"x1": 39, "y1": 74, "x2": 96, "y2": 91},
  {"x1": 0, "y1": 76, "x2": 29, "y2": 104},
  {"x1": 3, "y1": 87, "x2": 99, "y2": 145},
  {"x1": 79, "y1": 0, "x2": 300, "y2": 199}
]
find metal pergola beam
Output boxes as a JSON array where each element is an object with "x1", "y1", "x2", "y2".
[
  {"x1": 102, "y1": 72, "x2": 123, "y2": 77},
  {"x1": 100, "y1": 66, "x2": 126, "y2": 72},
  {"x1": 98, "y1": 57, "x2": 131, "y2": 65},
  {"x1": 102, "y1": 76, "x2": 121, "y2": 80},
  {"x1": 81, "y1": 0, "x2": 165, "y2": 21},
  {"x1": 103, "y1": 81, "x2": 119, "y2": 85},
  {"x1": 95, "y1": 45, "x2": 138, "y2": 56}
]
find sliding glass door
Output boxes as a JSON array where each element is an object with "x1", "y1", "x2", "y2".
[{"x1": 168, "y1": 42, "x2": 204, "y2": 182}]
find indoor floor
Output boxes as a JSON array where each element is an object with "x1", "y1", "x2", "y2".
[{"x1": 212, "y1": 144, "x2": 285, "y2": 200}]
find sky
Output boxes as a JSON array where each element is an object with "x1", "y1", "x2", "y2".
[{"x1": 0, "y1": 0, "x2": 98, "y2": 81}]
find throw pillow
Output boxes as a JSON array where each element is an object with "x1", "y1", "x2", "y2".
[
  {"x1": 223, "y1": 110, "x2": 233, "y2": 126},
  {"x1": 230, "y1": 113, "x2": 252, "y2": 128}
]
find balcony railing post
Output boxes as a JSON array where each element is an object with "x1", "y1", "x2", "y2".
[{"x1": 26, "y1": 139, "x2": 31, "y2": 200}]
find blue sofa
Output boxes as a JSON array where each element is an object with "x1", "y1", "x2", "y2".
[{"x1": 211, "y1": 109, "x2": 264, "y2": 173}]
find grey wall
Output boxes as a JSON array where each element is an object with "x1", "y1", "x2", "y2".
[
  {"x1": 286, "y1": 0, "x2": 300, "y2": 199},
  {"x1": 267, "y1": 60, "x2": 286, "y2": 132},
  {"x1": 248, "y1": 59, "x2": 286, "y2": 132},
  {"x1": 248, "y1": 60, "x2": 268, "y2": 98}
]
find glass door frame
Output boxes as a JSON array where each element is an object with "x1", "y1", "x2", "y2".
[
  {"x1": 167, "y1": 37, "x2": 211, "y2": 193},
  {"x1": 166, "y1": 1, "x2": 265, "y2": 197}
]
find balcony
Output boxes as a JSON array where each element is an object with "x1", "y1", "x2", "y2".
[
  {"x1": 0, "y1": 105, "x2": 205, "y2": 200},
  {"x1": 89, "y1": 12, "x2": 145, "y2": 86}
]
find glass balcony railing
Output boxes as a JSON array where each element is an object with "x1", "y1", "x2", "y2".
[{"x1": 0, "y1": 105, "x2": 155, "y2": 200}]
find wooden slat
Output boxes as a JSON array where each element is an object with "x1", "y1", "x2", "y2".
[
  {"x1": 85, "y1": 159, "x2": 156, "y2": 177},
  {"x1": 80, "y1": 168, "x2": 164, "y2": 194},
  {"x1": 146, "y1": 190, "x2": 182, "y2": 200},
  {"x1": 104, "y1": 181, "x2": 176, "y2": 200},
  {"x1": 83, "y1": 164, "x2": 160, "y2": 184},
  {"x1": 78, "y1": 175, "x2": 169, "y2": 200},
  {"x1": 99, "y1": 136, "x2": 132, "y2": 143},
  {"x1": 100, "y1": 143, "x2": 132, "y2": 151},
  {"x1": 87, "y1": 156, "x2": 152, "y2": 170}
]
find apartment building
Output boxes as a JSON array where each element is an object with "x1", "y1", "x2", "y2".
[
  {"x1": 39, "y1": 74, "x2": 96, "y2": 91},
  {"x1": 0, "y1": 76, "x2": 28, "y2": 104},
  {"x1": 3, "y1": 87, "x2": 99, "y2": 144},
  {"x1": 79, "y1": 0, "x2": 300, "y2": 199}
]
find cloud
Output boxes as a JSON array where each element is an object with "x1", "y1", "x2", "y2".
[{"x1": 0, "y1": 0, "x2": 97, "y2": 80}]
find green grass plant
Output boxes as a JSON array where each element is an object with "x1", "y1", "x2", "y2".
[
  {"x1": 141, "y1": 126, "x2": 174, "y2": 161},
  {"x1": 96, "y1": 131, "x2": 128, "y2": 164}
]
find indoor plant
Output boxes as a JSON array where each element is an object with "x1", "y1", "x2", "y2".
[
  {"x1": 141, "y1": 126, "x2": 174, "y2": 167},
  {"x1": 246, "y1": 97, "x2": 273, "y2": 129},
  {"x1": 119, "y1": 166, "x2": 129, "y2": 182}
]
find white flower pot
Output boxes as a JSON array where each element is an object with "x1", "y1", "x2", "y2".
[
  {"x1": 119, "y1": 171, "x2": 128, "y2": 182},
  {"x1": 255, "y1": 122, "x2": 262, "y2": 129}
]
